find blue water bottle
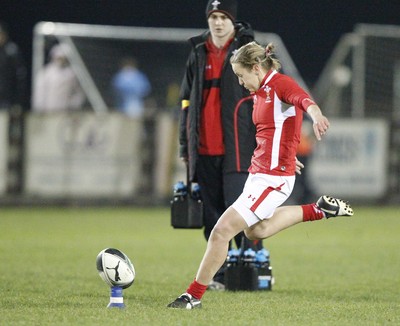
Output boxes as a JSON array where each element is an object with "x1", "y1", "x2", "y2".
[
  {"x1": 256, "y1": 249, "x2": 272, "y2": 290},
  {"x1": 173, "y1": 181, "x2": 187, "y2": 200},
  {"x1": 191, "y1": 182, "x2": 201, "y2": 200}
]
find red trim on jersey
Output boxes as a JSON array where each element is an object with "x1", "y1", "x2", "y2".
[
  {"x1": 250, "y1": 182, "x2": 284, "y2": 212},
  {"x1": 234, "y1": 95, "x2": 253, "y2": 171}
]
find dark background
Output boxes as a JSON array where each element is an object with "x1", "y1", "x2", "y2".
[{"x1": 2, "y1": 0, "x2": 400, "y2": 89}]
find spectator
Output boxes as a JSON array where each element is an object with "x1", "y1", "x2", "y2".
[
  {"x1": 111, "y1": 57, "x2": 151, "y2": 118},
  {"x1": 32, "y1": 43, "x2": 86, "y2": 112},
  {"x1": 0, "y1": 21, "x2": 27, "y2": 111}
]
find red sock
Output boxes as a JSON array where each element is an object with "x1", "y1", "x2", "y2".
[
  {"x1": 302, "y1": 203, "x2": 325, "y2": 222},
  {"x1": 186, "y1": 279, "x2": 208, "y2": 300}
]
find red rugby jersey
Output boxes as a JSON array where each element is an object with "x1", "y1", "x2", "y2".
[{"x1": 249, "y1": 70, "x2": 316, "y2": 176}]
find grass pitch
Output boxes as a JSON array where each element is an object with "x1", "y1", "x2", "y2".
[{"x1": 0, "y1": 205, "x2": 399, "y2": 325}]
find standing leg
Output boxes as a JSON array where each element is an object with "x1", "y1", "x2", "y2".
[{"x1": 195, "y1": 207, "x2": 247, "y2": 285}]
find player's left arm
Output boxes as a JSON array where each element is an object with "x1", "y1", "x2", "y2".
[{"x1": 277, "y1": 76, "x2": 330, "y2": 141}]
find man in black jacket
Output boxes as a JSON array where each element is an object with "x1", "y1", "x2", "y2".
[{"x1": 178, "y1": 0, "x2": 266, "y2": 290}]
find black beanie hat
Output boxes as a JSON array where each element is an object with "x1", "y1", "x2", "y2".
[{"x1": 206, "y1": 0, "x2": 237, "y2": 22}]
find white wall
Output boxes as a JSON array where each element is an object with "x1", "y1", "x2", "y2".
[
  {"x1": 24, "y1": 112, "x2": 143, "y2": 198},
  {"x1": 309, "y1": 119, "x2": 389, "y2": 199}
]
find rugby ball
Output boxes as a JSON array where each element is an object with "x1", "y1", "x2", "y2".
[{"x1": 96, "y1": 248, "x2": 135, "y2": 289}]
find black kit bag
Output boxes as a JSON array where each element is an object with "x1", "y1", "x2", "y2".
[{"x1": 170, "y1": 165, "x2": 203, "y2": 229}]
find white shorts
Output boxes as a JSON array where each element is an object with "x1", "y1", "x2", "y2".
[{"x1": 231, "y1": 173, "x2": 295, "y2": 227}]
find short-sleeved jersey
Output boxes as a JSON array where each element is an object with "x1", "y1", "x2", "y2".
[{"x1": 249, "y1": 70, "x2": 316, "y2": 176}]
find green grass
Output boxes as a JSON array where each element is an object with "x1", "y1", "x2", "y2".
[{"x1": 0, "y1": 206, "x2": 399, "y2": 325}]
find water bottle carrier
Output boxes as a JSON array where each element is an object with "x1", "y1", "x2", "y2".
[
  {"x1": 170, "y1": 165, "x2": 204, "y2": 229},
  {"x1": 224, "y1": 243, "x2": 273, "y2": 291}
]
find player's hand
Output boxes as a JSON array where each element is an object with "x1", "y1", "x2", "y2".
[
  {"x1": 180, "y1": 156, "x2": 188, "y2": 163},
  {"x1": 295, "y1": 157, "x2": 304, "y2": 175},
  {"x1": 306, "y1": 104, "x2": 330, "y2": 141},
  {"x1": 313, "y1": 115, "x2": 330, "y2": 141}
]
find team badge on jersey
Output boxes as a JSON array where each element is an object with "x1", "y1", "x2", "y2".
[{"x1": 263, "y1": 85, "x2": 272, "y2": 103}]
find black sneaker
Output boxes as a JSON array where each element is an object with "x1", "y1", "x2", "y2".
[
  {"x1": 316, "y1": 195, "x2": 354, "y2": 218},
  {"x1": 167, "y1": 293, "x2": 202, "y2": 309}
]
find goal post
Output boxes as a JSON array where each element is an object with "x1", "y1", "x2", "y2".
[{"x1": 312, "y1": 23, "x2": 400, "y2": 202}]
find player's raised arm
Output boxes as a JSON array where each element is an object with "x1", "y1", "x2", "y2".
[{"x1": 306, "y1": 104, "x2": 330, "y2": 141}]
